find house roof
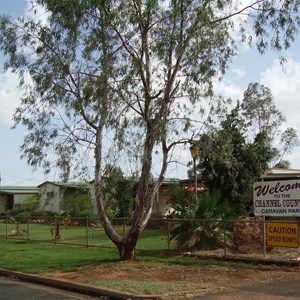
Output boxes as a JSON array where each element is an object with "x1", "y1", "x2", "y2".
[
  {"x1": 261, "y1": 168, "x2": 300, "y2": 180},
  {"x1": 0, "y1": 186, "x2": 39, "y2": 195},
  {"x1": 37, "y1": 181, "x2": 88, "y2": 189}
]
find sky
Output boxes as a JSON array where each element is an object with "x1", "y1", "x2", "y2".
[{"x1": 0, "y1": 1, "x2": 300, "y2": 186}]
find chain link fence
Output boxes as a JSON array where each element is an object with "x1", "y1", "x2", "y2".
[{"x1": 0, "y1": 215, "x2": 299, "y2": 262}]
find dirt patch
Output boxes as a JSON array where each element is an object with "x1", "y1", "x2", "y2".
[{"x1": 42, "y1": 249, "x2": 300, "y2": 299}]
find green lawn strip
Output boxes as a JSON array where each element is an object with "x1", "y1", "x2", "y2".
[
  {"x1": 0, "y1": 239, "x2": 260, "y2": 296},
  {"x1": 86, "y1": 279, "x2": 190, "y2": 295},
  {"x1": 0, "y1": 240, "x2": 119, "y2": 273},
  {"x1": 0, "y1": 238, "x2": 248, "y2": 273},
  {"x1": 0, "y1": 223, "x2": 174, "y2": 250}
]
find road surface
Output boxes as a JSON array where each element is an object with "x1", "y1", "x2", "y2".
[{"x1": 0, "y1": 276, "x2": 100, "y2": 300}]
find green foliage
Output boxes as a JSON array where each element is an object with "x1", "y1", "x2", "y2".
[
  {"x1": 62, "y1": 192, "x2": 94, "y2": 217},
  {"x1": 171, "y1": 191, "x2": 234, "y2": 250},
  {"x1": 18, "y1": 194, "x2": 41, "y2": 212},
  {"x1": 5, "y1": 195, "x2": 42, "y2": 221},
  {"x1": 277, "y1": 127, "x2": 300, "y2": 166},
  {"x1": 1, "y1": 1, "x2": 300, "y2": 259},
  {"x1": 102, "y1": 165, "x2": 135, "y2": 218},
  {"x1": 4, "y1": 208, "x2": 27, "y2": 217},
  {"x1": 242, "y1": 82, "x2": 285, "y2": 141},
  {"x1": 1, "y1": 2, "x2": 297, "y2": 180},
  {"x1": 197, "y1": 86, "x2": 292, "y2": 212},
  {"x1": 242, "y1": 82, "x2": 299, "y2": 167},
  {"x1": 166, "y1": 181, "x2": 196, "y2": 219}
]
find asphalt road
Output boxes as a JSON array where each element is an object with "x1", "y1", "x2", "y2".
[
  {"x1": 190, "y1": 280, "x2": 300, "y2": 300},
  {"x1": 0, "y1": 276, "x2": 98, "y2": 300}
]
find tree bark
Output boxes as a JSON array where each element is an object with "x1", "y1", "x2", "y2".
[{"x1": 117, "y1": 232, "x2": 139, "y2": 260}]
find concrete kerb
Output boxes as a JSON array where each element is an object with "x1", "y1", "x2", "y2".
[
  {"x1": 0, "y1": 268, "x2": 161, "y2": 300},
  {"x1": 183, "y1": 253, "x2": 300, "y2": 267}
]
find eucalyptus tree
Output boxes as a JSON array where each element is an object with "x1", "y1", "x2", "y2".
[
  {"x1": 242, "y1": 83, "x2": 299, "y2": 166},
  {"x1": 198, "y1": 103, "x2": 274, "y2": 212},
  {"x1": 1, "y1": 0, "x2": 300, "y2": 260},
  {"x1": 197, "y1": 83, "x2": 299, "y2": 211},
  {"x1": 242, "y1": 83, "x2": 285, "y2": 143}
]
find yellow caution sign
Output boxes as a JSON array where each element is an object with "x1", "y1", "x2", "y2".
[{"x1": 267, "y1": 222, "x2": 299, "y2": 248}]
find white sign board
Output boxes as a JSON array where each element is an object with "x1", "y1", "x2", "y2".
[{"x1": 253, "y1": 180, "x2": 300, "y2": 216}]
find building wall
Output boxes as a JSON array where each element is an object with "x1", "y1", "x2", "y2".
[
  {"x1": 153, "y1": 185, "x2": 171, "y2": 215},
  {"x1": 14, "y1": 194, "x2": 35, "y2": 207},
  {"x1": 0, "y1": 189, "x2": 37, "y2": 214},
  {"x1": 39, "y1": 183, "x2": 62, "y2": 211},
  {"x1": 38, "y1": 182, "x2": 94, "y2": 212},
  {"x1": 0, "y1": 194, "x2": 6, "y2": 214}
]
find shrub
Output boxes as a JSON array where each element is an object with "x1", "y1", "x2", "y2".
[
  {"x1": 171, "y1": 191, "x2": 235, "y2": 250},
  {"x1": 62, "y1": 192, "x2": 94, "y2": 217}
]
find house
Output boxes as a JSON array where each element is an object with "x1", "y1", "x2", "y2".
[
  {"x1": 152, "y1": 178, "x2": 205, "y2": 215},
  {"x1": 0, "y1": 186, "x2": 39, "y2": 214},
  {"x1": 152, "y1": 178, "x2": 174, "y2": 215},
  {"x1": 0, "y1": 177, "x2": 200, "y2": 216},
  {"x1": 260, "y1": 168, "x2": 300, "y2": 181},
  {"x1": 37, "y1": 179, "x2": 176, "y2": 215},
  {"x1": 37, "y1": 181, "x2": 92, "y2": 212}
]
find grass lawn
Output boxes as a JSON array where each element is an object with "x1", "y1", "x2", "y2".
[
  {"x1": 0, "y1": 238, "x2": 204, "y2": 296},
  {"x1": 0, "y1": 238, "x2": 292, "y2": 299},
  {"x1": 0, "y1": 238, "x2": 235, "y2": 297},
  {"x1": 0, "y1": 222, "x2": 231, "y2": 297},
  {"x1": 0, "y1": 222, "x2": 178, "y2": 274},
  {"x1": 0, "y1": 239, "x2": 120, "y2": 273},
  {"x1": 0, "y1": 221, "x2": 176, "y2": 250}
]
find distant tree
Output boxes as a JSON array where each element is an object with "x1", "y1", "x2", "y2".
[
  {"x1": 242, "y1": 82, "x2": 285, "y2": 143},
  {"x1": 242, "y1": 83, "x2": 299, "y2": 167},
  {"x1": 19, "y1": 194, "x2": 41, "y2": 212},
  {"x1": 102, "y1": 165, "x2": 135, "y2": 218},
  {"x1": 198, "y1": 103, "x2": 273, "y2": 212},
  {"x1": 275, "y1": 127, "x2": 299, "y2": 167},
  {"x1": 274, "y1": 160, "x2": 291, "y2": 169},
  {"x1": 63, "y1": 192, "x2": 94, "y2": 217},
  {"x1": 197, "y1": 83, "x2": 298, "y2": 211}
]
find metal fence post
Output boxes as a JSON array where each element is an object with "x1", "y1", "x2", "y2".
[
  {"x1": 86, "y1": 216, "x2": 89, "y2": 248},
  {"x1": 167, "y1": 220, "x2": 171, "y2": 251},
  {"x1": 27, "y1": 216, "x2": 30, "y2": 243},
  {"x1": 223, "y1": 217, "x2": 227, "y2": 258},
  {"x1": 54, "y1": 217, "x2": 57, "y2": 244},
  {"x1": 5, "y1": 216, "x2": 8, "y2": 240}
]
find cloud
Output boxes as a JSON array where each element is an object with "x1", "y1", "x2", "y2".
[
  {"x1": 231, "y1": 67, "x2": 246, "y2": 80},
  {"x1": 0, "y1": 70, "x2": 21, "y2": 126},
  {"x1": 24, "y1": 0, "x2": 50, "y2": 26},
  {"x1": 260, "y1": 58, "x2": 300, "y2": 167},
  {"x1": 214, "y1": 80, "x2": 244, "y2": 103},
  {"x1": 214, "y1": 56, "x2": 300, "y2": 168},
  {"x1": 0, "y1": 1, "x2": 49, "y2": 127},
  {"x1": 260, "y1": 58, "x2": 300, "y2": 131}
]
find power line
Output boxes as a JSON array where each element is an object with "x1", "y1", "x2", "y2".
[{"x1": 0, "y1": 171, "x2": 43, "y2": 185}]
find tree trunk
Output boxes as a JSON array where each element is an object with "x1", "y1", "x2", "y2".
[
  {"x1": 117, "y1": 230, "x2": 140, "y2": 260},
  {"x1": 117, "y1": 241, "x2": 136, "y2": 260}
]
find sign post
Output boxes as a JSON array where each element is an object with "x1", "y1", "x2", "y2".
[
  {"x1": 266, "y1": 222, "x2": 299, "y2": 248},
  {"x1": 253, "y1": 180, "x2": 300, "y2": 216},
  {"x1": 253, "y1": 180, "x2": 300, "y2": 249}
]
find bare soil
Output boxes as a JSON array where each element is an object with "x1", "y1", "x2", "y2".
[{"x1": 43, "y1": 248, "x2": 300, "y2": 299}]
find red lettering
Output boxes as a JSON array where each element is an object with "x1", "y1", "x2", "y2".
[
  {"x1": 255, "y1": 185, "x2": 269, "y2": 196},
  {"x1": 255, "y1": 181, "x2": 300, "y2": 197}
]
